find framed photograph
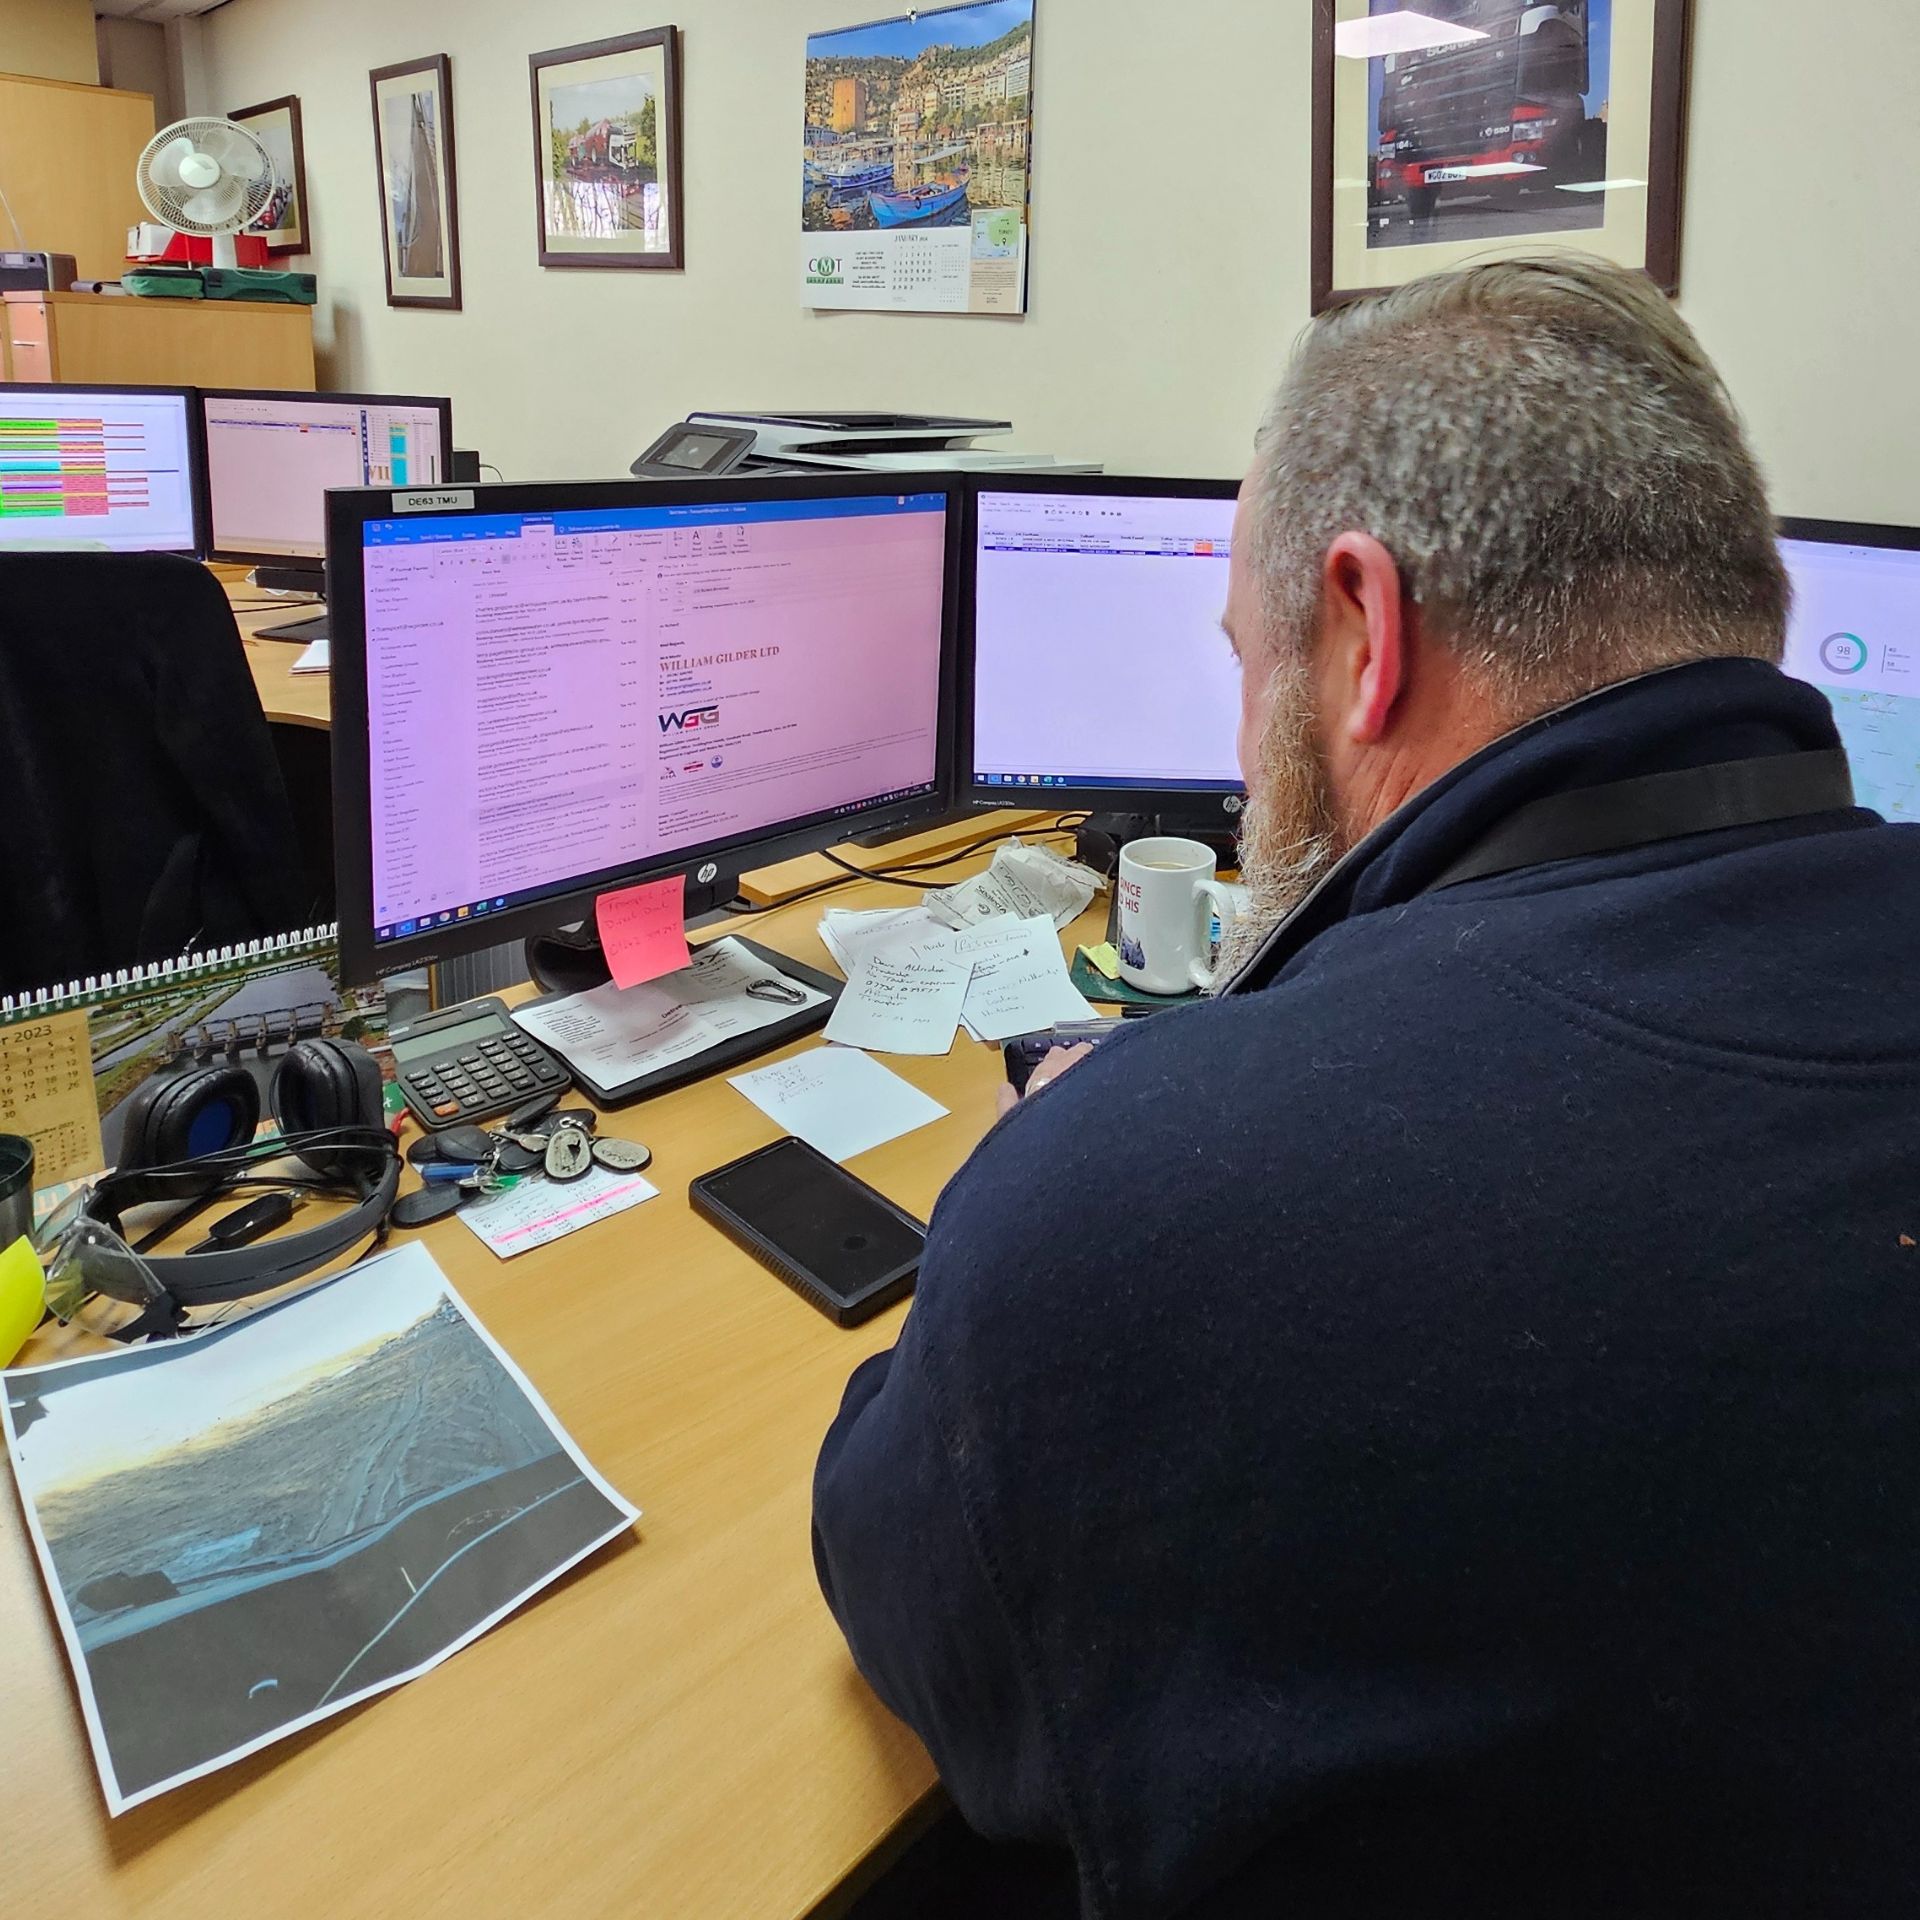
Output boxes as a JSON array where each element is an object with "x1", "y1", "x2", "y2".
[
  {"x1": 369, "y1": 54, "x2": 462, "y2": 309},
  {"x1": 530, "y1": 27, "x2": 683, "y2": 270},
  {"x1": 1311, "y1": 0, "x2": 1691, "y2": 312},
  {"x1": 229, "y1": 94, "x2": 308, "y2": 254}
]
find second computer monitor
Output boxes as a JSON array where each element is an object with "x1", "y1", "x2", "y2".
[
  {"x1": 0, "y1": 383, "x2": 203, "y2": 555},
  {"x1": 965, "y1": 475, "x2": 1244, "y2": 813},
  {"x1": 201, "y1": 388, "x2": 452, "y2": 564}
]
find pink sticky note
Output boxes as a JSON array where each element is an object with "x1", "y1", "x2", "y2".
[{"x1": 596, "y1": 875, "x2": 691, "y2": 990}]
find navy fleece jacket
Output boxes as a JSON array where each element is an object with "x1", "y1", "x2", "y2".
[{"x1": 813, "y1": 659, "x2": 1920, "y2": 1918}]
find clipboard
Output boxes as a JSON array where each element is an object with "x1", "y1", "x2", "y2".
[{"x1": 512, "y1": 937, "x2": 842, "y2": 1110}]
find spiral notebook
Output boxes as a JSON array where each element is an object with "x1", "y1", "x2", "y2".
[{"x1": 0, "y1": 926, "x2": 388, "y2": 1186}]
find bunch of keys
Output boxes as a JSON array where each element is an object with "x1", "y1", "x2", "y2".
[{"x1": 392, "y1": 1110, "x2": 652, "y2": 1228}]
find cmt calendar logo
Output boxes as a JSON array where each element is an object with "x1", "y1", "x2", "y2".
[
  {"x1": 805, "y1": 255, "x2": 845, "y2": 286},
  {"x1": 659, "y1": 705, "x2": 722, "y2": 733}
]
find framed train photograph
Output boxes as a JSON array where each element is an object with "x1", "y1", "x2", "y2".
[
  {"x1": 530, "y1": 27, "x2": 684, "y2": 270},
  {"x1": 1311, "y1": 0, "x2": 1691, "y2": 312}
]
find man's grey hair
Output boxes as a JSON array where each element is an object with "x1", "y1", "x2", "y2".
[{"x1": 1248, "y1": 255, "x2": 1789, "y2": 713}]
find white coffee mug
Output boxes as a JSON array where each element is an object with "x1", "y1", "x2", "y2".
[{"x1": 1116, "y1": 837, "x2": 1250, "y2": 995}]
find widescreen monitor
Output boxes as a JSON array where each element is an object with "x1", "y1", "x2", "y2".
[
  {"x1": 328, "y1": 474, "x2": 960, "y2": 982},
  {"x1": 0, "y1": 383, "x2": 203, "y2": 555},
  {"x1": 201, "y1": 388, "x2": 453, "y2": 563},
  {"x1": 1779, "y1": 519, "x2": 1920, "y2": 826},
  {"x1": 963, "y1": 475, "x2": 1245, "y2": 816}
]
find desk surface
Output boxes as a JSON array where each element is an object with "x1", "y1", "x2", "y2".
[{"x1": 1, "y1": 865, "x2": 1106, "y2": 1920}]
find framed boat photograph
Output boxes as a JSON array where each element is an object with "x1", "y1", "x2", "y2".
[
  {"x1": 1311, "y1": 0, "x2": 1691, "y2": 312},
  {"x1": 229, "y1": 94, "x2": 309, "y2": 254},
  {"x1": 530, "y1": 28, "x2": 683, "y2": 270},
  {"x1": 801, "y1": 0, "x2": 1035, "y2": 315},
  {"x1": 370, "y1": 54, "x2": 462, "y2": 310}
]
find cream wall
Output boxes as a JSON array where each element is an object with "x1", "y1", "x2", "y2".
[
  {"x1": 0, "y1": 0, "x2": 97, "y2": 84},
  {"x1": 186, "y1": 0, "x2": 1917, "y2": 521}
]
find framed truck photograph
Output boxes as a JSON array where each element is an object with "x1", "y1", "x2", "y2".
[{"x1": 1311, "y1": 0, "x2": 1692, "y2": 312}]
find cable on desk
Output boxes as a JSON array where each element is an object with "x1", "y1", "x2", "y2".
[{"x1": 722, "y1": 816, "x2": 1088, "y2": 917}]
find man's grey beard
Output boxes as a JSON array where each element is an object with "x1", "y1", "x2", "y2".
[{"x1": 1212, "y1": 653, "x2": 1346, "y2": 987}]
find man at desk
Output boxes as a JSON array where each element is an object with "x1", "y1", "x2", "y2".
[{"x1": 813, "y1": 256, "x2": 1920, "y2": 1916}]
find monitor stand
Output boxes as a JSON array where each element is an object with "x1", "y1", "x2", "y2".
[
  {"x1": 249, "y1": 560, "x2": 329, "y2": 644},
  {"x1": 1075, "y1": 810, "x2": 1242, "y2": 877}
]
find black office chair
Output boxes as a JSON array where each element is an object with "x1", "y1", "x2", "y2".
[{"x1": 0, "y1": 551, "x2": 312, "y2": 995}]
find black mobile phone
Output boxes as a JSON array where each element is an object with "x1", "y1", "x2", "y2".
[{"x1": 689, "y1": 1137, "x2": 926, "y2": 1327}]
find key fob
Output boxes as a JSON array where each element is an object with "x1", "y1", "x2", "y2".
[
  {"x1": 439, "y1": 1125, "x2": 499, "y2": 1164},
  {"x1": 590, "y1": 1137, "x2": 652, "y2": 1174},
  {"x1": 544, "y1": 1127, "x2": 594, "y2": 1182},
  {"x1": 392, "y1": 1184, "x2": 470, "y2": 1228},
  {"x1": 494, "y1": 1140, "x2": 544, "y2": 1175}
]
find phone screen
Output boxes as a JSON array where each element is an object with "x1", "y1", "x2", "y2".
[{"x1": 699, "y1": 1140, "x2": 923, "y2": 1299}]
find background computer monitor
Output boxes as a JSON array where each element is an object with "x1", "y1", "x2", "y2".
[
  {"x1": 327, "y1": 472, "x2": 961, "y2": 983},
  {"x1": 0, "y1": 383, "x2": 204, "y2": 555},
  {"x1": 201, "y1": 388, "x2": 453, "y2": 566},
  {"x1": 1779, "y1": 518, "x2": 1920, "y2": 826},
  {"x1": 962, "y1": 474, "x2": 1245, "y2": 819}
]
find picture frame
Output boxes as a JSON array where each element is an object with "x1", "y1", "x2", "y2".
[
  {"x1": 1311, "y1": 0, "x2": 1691, "y2": 313},
  {"x1": 229, "y1": 94, "x2": 309, "y2": 254},
  {"x1": 529, "y1": 27, "x2": 683, "y2": 271},
  {"x1": 369, "y1": 54, "x2": 462, "y2": 310}
]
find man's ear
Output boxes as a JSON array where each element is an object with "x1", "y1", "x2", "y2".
[{"x1": 1319, "y1": 532, "x2": 1412, "y2": 747}]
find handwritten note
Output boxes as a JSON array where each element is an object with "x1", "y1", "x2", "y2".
[
  {"x1": 459, "y1": 1162, "x2": 659, "y2": 1259},
  {"x1": 823, "y1": 951, "x2": 972, "y2": 1056},
  {"x1": 596, "y1": 874, "x2": 692, "y2": 991},
  {"x1": 957, "y1": 916, "x2": 1097, "y2": 1042},
  {"x1": 729, "y1": 1046, "x2": 948, "y2": 1162},
  {"x1": 0, "y1": 1009, "x2": 103, "y2": 1188}
]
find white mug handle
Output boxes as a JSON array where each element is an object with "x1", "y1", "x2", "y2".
[{"x1": 1189, "y1": 879, "x2": 1248, "y2": 990}]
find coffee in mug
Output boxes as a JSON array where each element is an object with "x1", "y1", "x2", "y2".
[{"x1": 1116, "y1": 837, "x2": 1250, "y2": 995}]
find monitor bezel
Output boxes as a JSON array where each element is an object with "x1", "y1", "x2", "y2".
[
  {"x1": 0, "y1": 379, "x2": 208, "y2": 557},
  {"x1": 958, "y1": 470, "x2": 1248, "y2": 818},
  {"x1": 200, "y1": 387, "x2": 454, "y2": 567},
  {"x1": 327, "y1": 470, "x2": 964, "y2": 983},
  {"x1": 1778, "y1": 516, "x2": 1920, "y2": 554}
]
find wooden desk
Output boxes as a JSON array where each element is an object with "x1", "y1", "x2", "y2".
[
  {"x1": 0, "y1": 867, "x2": 1108, "y2": 1919},
  {"x1": 2, "y1": 291, "x2": 316, "y2": 390}
]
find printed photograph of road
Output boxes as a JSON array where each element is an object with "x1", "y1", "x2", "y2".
[{"x1": 2, "y1": 1247, "x2": 637, "y2": 1812}]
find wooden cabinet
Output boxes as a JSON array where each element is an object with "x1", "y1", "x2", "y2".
[{"x1": 1, "y1": 291, "x2": 315, "y2": 389}]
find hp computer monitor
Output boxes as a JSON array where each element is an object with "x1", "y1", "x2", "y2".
[
  {"x1": 327, "y1": 473, "x2": 960, "y2": 982},
  {"x1": 200, "y1": 388, "x2": 453, "y2": 566},
  {"x1": 964, "y1": 475, "x2": 1245, "y2": 816},
  {"x1": 0, "y1": 383, "x2": 204, "y2": 555},
  {"x1": 1779, "y1": 519, "x2": 1920, "y2": 825}
]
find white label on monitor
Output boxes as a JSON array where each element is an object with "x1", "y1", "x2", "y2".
[{"x1": 391, "y1": 488, "x2": 474, "y2": 513}]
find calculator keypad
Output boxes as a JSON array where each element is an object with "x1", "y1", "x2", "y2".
[{"x1": 400, "y1": 1027, "x2": 568, "y2": 1127}]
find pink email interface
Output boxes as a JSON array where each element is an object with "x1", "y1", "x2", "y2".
[{"x1": 359, "y1": 494, "x2": 947, "y2": 938}]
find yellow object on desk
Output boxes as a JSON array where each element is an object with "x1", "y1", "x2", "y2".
[
  {"x1": 0, "y1": 1008, "x2": 103, "y2": 1189},
  {"x1": 0, "y1": 1235, "x2": 42, "y2": 1366}
]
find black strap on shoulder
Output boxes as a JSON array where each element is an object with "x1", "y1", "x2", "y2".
[{"x1": 1427, "y1": 750, "x2": 1856, "y2": 893}]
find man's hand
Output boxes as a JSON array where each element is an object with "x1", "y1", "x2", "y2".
[{"x1": 995, "y1": 1043, "x2": 1095, "y2": 1120}]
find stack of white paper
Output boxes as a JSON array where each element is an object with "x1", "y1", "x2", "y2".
[
  {"x1": 924, "y1": 843, "x2": 1100, "y2": 932},
  {"x1": 813, "y1": 909, "x2": 1096, "y2": 1054}
]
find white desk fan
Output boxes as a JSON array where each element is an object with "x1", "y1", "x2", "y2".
[{"x1": 136, "y1": 117, "x2": 277, "y2": 267}]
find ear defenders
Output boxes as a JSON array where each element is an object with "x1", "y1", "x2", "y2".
[{"x1": 83, "y1": 1039, "x2": 402, "y2": 1333}]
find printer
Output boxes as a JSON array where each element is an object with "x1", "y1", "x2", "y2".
[{"x1": 633, "y1": 410, "x2": 1099, "y2": 479}]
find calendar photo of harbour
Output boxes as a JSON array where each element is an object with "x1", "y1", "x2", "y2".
[{"x1": 802, "y1": 0, "x2": 1033, "y2": 236}]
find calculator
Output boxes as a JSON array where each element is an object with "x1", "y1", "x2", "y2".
[{"x1": 388, "y1": 997, "x2": 572, "y2": 1130}]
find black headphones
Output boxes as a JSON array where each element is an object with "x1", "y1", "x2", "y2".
[{"x1": 79, "y1": 1039, "x2": 402, "y2": 1334}]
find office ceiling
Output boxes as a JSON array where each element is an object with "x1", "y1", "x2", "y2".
[{"x1": 94, "y1": 0, "x2": 230, "y2": 19}]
